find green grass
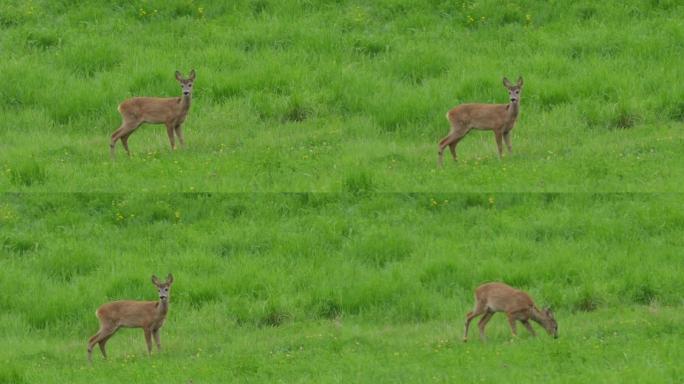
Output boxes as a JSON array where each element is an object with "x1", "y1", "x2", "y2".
[
  {"x1": 1, "y1": 194, "x2": 683, "y2": 382},
  {"x1": 0, "y1": 0, "x2": 683, "y2": 191},
  {"x1": 0, "y1": 1, "x2": 683, "y2": 382}
]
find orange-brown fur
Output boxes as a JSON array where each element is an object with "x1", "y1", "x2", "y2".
[
  {"x1": 463, "y1": 282, "x2": 558, "y2": 342},
  {"x1": 438, "y1": 76, "x2": 523, "y2": 166},
  {"x1": 110, "y1": 70, "x2": 195, "y2": 157},
  {"x1": 87, "y1": 274, "x2": 173, "y2": 362}
]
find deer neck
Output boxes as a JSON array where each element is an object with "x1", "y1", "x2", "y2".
[
  {"x1": 156, "y1": 300, "x2": 169, "y2": 319},
  {"x1": 179, "y1": 94, "x2": 192, "y2": 113},
  {"x1": 507, "y1": 101, "x2": 519, "y2": 120},
  {"x1": 530, "y1": 306, "x2": 546, "y2": 325}
]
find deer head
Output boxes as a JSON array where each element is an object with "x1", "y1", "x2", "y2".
[
  {"x1": 175, "y1": 69, "x2": 196, "y2": 97},
  {"x1": 503, "y1": 76, "x2": 523, "y2": 104},
  {"x1": 151, "y1": 273, "x2": 174, "y2": 302}
]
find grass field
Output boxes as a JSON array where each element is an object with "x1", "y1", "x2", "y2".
[
  {"x1": 1, "y1": 0, "x2": 683, "y2": 191},
  {"x1": 1, "y1": 193, "x2": 683, "y2": 382},
  {"x1": 1, "y1": 0, "x2": 683, "y2": 383}
]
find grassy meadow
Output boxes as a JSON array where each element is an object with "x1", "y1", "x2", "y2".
[
  {"x1": 0, "y1": 0, "x2": 683, "y2": 191},
  {"x1": 1, "y1": 0, "x2": 683, "y2": 383},
  {"x1": 1, "y1": 193, "x2": 683, "y2": 383}
]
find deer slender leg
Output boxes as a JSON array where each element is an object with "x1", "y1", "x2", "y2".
[
  {"x1": 478, "y1": 312, "x2": 494, "y2": 341},
  {"x1": 507, "y1": 313, "x2": 518, "y2": 336},
  {"x1": 494, "y1": 131, "x2": 504, "y2": 158},
  {"x1": 121, "y1": 133, "x2": 132, "y2": 156},
  {"x1": 438, "y1": 129, "x2": 467, "y2": 167},
  {"x1": 522, "y1": 320, "x2": 536, "y2": 337},
  {"x1": 144, "y1": 329, "x2": 153, "y2": 354},
  {"x1": 165, "y1": 123, "x2": 176, "y2": 150},
  {"x1": 98, "y1": 331, "x2": 116, "y2": 358},
  {"x1": 88, "y1": 326, "x2": 117, "y2": 362},
  {"x1": 152, "y1": 329, "x2": 162, "y2": 351},
  {"x1": 174, "y1": 124, "x2": 185, "y2": 147},
  {"x1": 463, "y1": 302, "x2": 486, "y2": 342},
  {"x1": 503, "y1": 131, "x2": 512, "y2": 153},
  {"x1": 111, "y1": 120, "x2": 141, "y2": 158}
]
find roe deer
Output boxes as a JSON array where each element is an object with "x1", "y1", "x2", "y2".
[
  {"x1": 463, "y1": 282, "x2": 557, "y2": 342},
  {"x1": 87, "y1": 274, "x2": 174, "y2": 362},
  {"x1": 438, "y1": 76, "x2": 523, "y2": 166},
  {"x1": 110, "y1": 70, "x2": 195, "y2": 157}
]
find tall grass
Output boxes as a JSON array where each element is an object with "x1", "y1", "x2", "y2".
[{"x1": 0, "y1": 0, "x2": 682, "y2": 191}]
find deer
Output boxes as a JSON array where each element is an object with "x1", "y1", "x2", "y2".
[
  {"x1": 438, "y1": 76, "x2": 523, "y2": 166},
  {"x1": 463, "y1": 282, "x2": 558, "y2": 342},
  {"x1": 110, "y1": 70, "x2": 195, "y2": 157},
  {"x1": 87, "y1": 274, "x2": 174, "y2": 362}
]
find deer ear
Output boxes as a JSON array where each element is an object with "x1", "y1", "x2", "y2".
[
  {"x1": 503, "y1": 77, "x2": 513, "y2": 88},
  {"x1": 175, "y1": 71, "x2": 183, "y2": 81},
  {"x1": 188, "y1": 69, "x2": 196, "y2": 81},
  {"x1": 517, "y1": 76, "x2": 523, "y2": 87},
  {"x1": 151, "y1": 275, "x2": 161, "y2": 285},
  {"x1": 166, "y1": 273, "x2": 174, "y2": 284}
]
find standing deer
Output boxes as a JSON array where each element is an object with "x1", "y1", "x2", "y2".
[
  {"x1": 438, "y1": 76, "x2": 523, "y2": 166},
  {"x1": 463, "y1": 282, "x2": 558, "y2": 342},
  {"x1": 110, "y1": 70, "x2": 195, "y2": 157},
  {"x1": 87, "y1": 274, "x2": 174, "y2": 362}
]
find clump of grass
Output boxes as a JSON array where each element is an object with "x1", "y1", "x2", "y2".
[
  {"x1": 59, "y1": 40, "x2": 121, "y2": 77},
  {"x1": 2, "y1": 235, "x2": 39, "y2": 255},
  {"x1": 9, "y1": 161, "x2": 46, "y2": 187},
  {"x1": 343, "y1": 171, "x2": 375, "y2": 194},
  {"x1": 347, "y1": 231, "x2": 413, "y2": 267}
]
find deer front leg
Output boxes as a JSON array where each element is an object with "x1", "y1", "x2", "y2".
[
  {"x1": 174, "y1": 124, "x2": 185, "y2": 148},
  {"x1": 153, "y1": 328, "x2": 162, "y2": 351},
  {"x1": 494, "y1": 130, "x2": 504, "y2": 158},
  {"x1": 165, "y1": 123, "x2": 176, "y2": 150},
  {"x1": 522, "y1": 320, "x2": 536, "y2": 337},
  {"x1": 144, "y1": 329, "x2": 153, "y2": 355},
  {"x1": 503, "y1": 131, "x2": 512, "y2": 153},
  {"x1": 506, "y1": 313, "x2": 518, "y2": 337}
]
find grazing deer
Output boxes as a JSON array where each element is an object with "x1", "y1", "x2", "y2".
[
  {"x1": 463, "y1": 282, "x2": 557, "y2": 342},
  {"x1": 87, "y1": 274, "x2": 174, "y2": 362},
  {"x1": 110, "y1": 70, "x2": 196, "y2": 157},
  {"x1": 438, "y1": 76, "x2": 523, "y2": 166}
]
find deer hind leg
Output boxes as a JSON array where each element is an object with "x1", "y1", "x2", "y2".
[
  {"x1": 174, "y1": 124, "x2": 185, "y2": 148},
  {"x1": 463, "y1": 299, "x2": 486, "y2": 342},
  {"x1": 503, "y1": 131, "x2": 512, "y2": 153},
  {"x1": 120, "y1": 133, "x2": 133, "y2": 156},
  {"x1": 88, "y1": 326, "x2": 117, "y2": 362},
  {"x1": 111, "y1": 119, "x2": 141, "y2": 157},
  {"x1": 477, "y1": 311, "x2": 494, "y2": 341},
  {"x1": 98, "y1": 331, "x2": 117, "y2": 358},
  {"x1": 165, "y1": 123, "x2": 176, "y2": 150},
  {"x1": 438, "y1": 126, "x2": 467, "y2": 167}
]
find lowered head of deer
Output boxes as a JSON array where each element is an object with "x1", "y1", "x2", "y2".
[
  {"x1": 535, "y1": 306, "x2": 558, "y2": 338},
  {"x1": 87, "y1": 273, "x2": 174, "y2": 362},
  {"x1": 463, "y1": 282, "x2": 558, "y2": 342},
  {"x1": 176, "y1": 69, "x2": 196, "y2": 97}
]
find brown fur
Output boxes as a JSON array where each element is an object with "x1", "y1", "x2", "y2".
[
  {"x1": 463, "y1": 282, "x2": 558, "y2": 342},
  {"x1": 438, "y1": 76, "x2": 523, "y2": 166},
  {"x1": 110, "y1": 70, "x2": 195, "y2": 157},
  {"x1": 87, "y1": 274, "x2": 174, "y2": 362}
]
